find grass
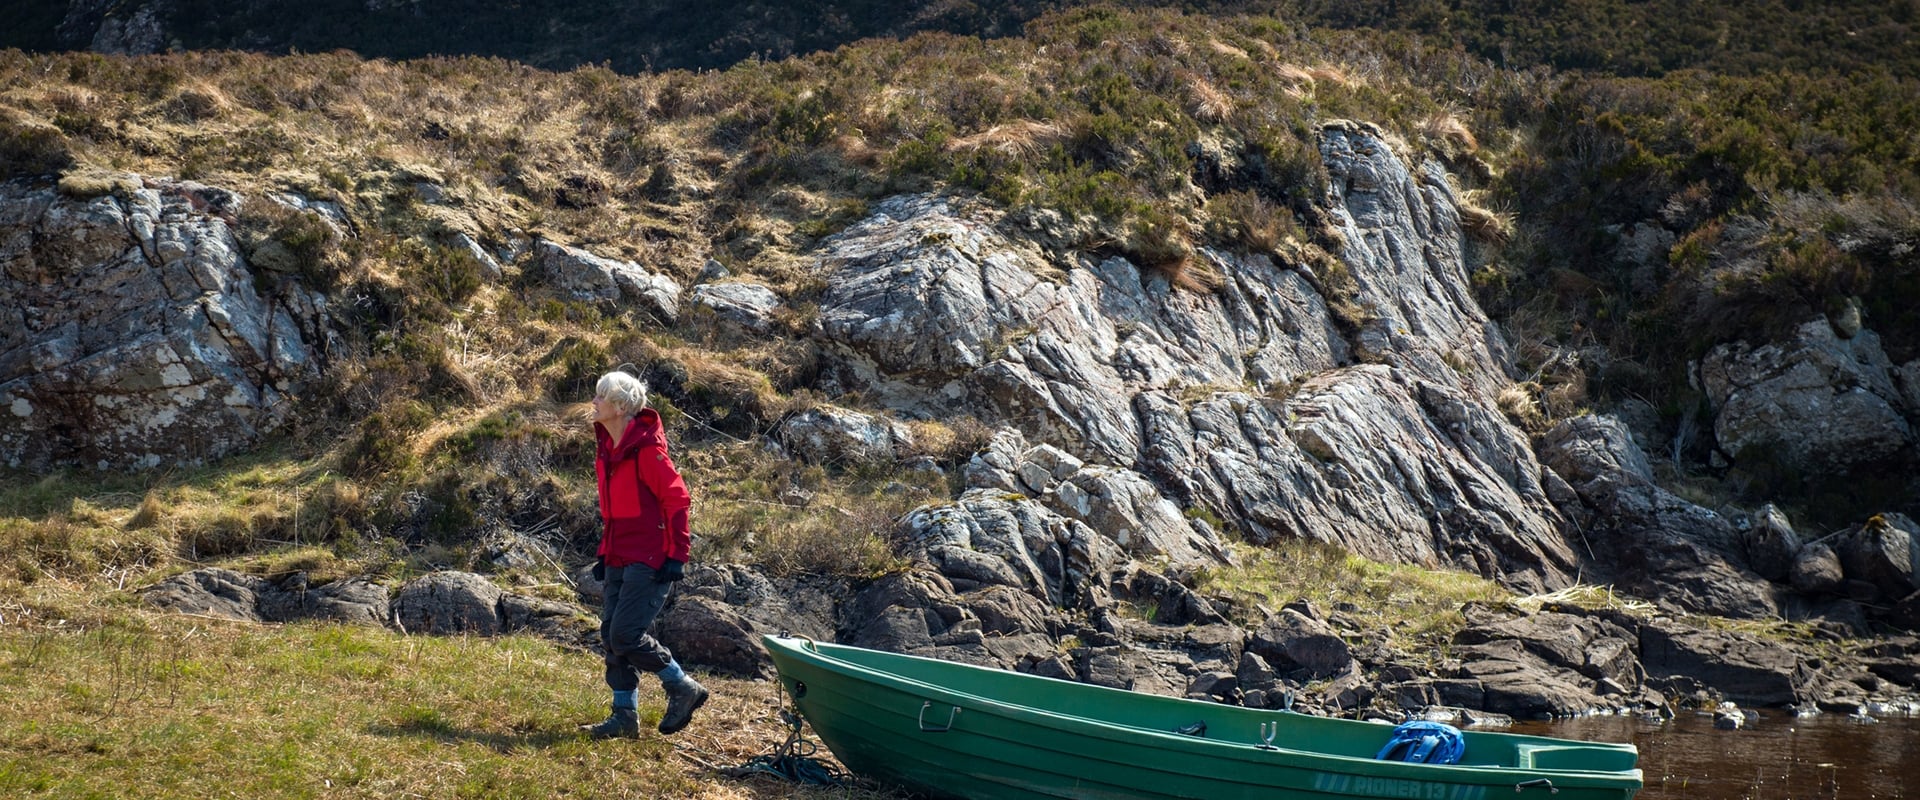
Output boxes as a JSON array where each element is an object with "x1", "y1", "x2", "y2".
[
  {"x1": 1193, "y1": 538, "x2": 1509, "y2": 649},
  {"x1": 0, "y1": 607, "x2": 901, "y2": 800}
]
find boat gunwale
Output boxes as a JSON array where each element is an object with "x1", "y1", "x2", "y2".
[{"x1": 764, "y1": 635, "x2": 1643, "y2": 791}]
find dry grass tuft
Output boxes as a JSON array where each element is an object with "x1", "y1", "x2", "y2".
[
  {"x1": 1184, "y1": 74, "x2": 1233, "y2": 123},
  {"x1": 944, "y1": 120, "x2": 1069, "y2": 159},
  {"x1": 1496, "y1": 382, "x2": 1546, "y2": 433},
  {"x1": 1457, "y1": 192, "x2": 1514, "y2": 245},
  {"x1": 1421, "y1": 111, "x2": 1480, "y2": 160}
]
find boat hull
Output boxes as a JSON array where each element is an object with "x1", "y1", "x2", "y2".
[{"x1": 764, "y1": 635, "x2": 1640, "y2": 800}]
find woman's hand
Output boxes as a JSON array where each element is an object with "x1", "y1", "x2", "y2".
[{"x1": 656, "y1": 558, "x2": 685, "y2": 583}]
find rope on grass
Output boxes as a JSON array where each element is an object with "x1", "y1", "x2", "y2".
[{"x1": 726, "y1": 695, "x2": 847, "y2": 787}]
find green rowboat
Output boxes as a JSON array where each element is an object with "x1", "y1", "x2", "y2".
[{"x1": 764, "y1": 635, "x2": 1641, "y2": 800}]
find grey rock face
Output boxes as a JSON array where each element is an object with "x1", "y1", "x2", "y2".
[
  {"x1": 687, "y1": 280, "x2": 782, "y2": 334},
  {"x1": 1319, "y1": 121, "x2": 1513, "y2": 398},
  {"x1": 1639, "y1": 619, "x2": 1809, "y2": 706},
  {"x1": 1541, "y1": 415, "x2": 1777, "y2": 619},
  {"x1": 776, "y1": 405, "x2": 913, "y2": 465},
  {"x1": 1, "y1": 179, "x2": 325, "y2": 470},
  {"x1": 533, "y1": 240, "x2": 680, "y2": 323},
  {"x1": 1700, "y1": 319, "x2": 1914, "y2": 474},
  {"x1": 815, "y1": 181, "x2": 1580, "y2": 593}
]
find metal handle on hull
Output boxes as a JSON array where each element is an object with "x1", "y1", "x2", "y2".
[
  {"x1": 1256, "y1": 721, "x2": 1279, "y2": 749},
  {"x1": 919, "y1": 701, "x2": 961, "y2": 732},
  {"x1": 1514, "y1": 778, "x2": 1558, "y2": 794}
]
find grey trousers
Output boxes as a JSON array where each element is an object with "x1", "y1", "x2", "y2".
[{"x1": 600, "y1": 562, "x2": 676, "y2": 692}]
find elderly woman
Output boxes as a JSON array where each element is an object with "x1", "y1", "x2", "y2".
[{"x1": 582, "y1": 370, "x2": 708, "y2": 739}]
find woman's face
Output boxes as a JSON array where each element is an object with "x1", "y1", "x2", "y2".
[{"x1": 591, "y1": 393, "x2": 626, "y2": 427}]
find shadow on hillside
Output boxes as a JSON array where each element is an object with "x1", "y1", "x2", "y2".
[{"x1": 367, "y1": 718, "x2": 581, "y2": 751}]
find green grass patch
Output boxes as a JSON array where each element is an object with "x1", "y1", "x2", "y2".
[{"x1": 0, "y1": 613, "x2": 890, "y2": 799}]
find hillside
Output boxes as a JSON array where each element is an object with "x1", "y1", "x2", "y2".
[
  {"x1": 4, "y1": 5, "x2": 1920, "y2": 796},
  {"x1": 9, "y1": 0, "x2": 1919, "y2": 76}
]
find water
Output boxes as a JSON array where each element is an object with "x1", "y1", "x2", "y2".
[{"x1": 1515, "y1": 712, "x2": 1919, "y2": 799}]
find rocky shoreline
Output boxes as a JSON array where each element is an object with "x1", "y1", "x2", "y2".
[{"x1": 142, "y1": 558, "x2": 1920, "y2": 728}]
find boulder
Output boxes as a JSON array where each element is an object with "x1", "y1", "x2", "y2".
[
  {"x1": 140, "y1": 568, "x2": 269, "y2": 621},
  {"x1": 1248, "y1": 608, "x2": 1353, "y2": 679},
  {"x1": 1072, "y1": 644, "x2": 1196, "y2": 698},
  {"x1": 1454, "y1": 607, "x2": 1642, "y2": 691},
  {"x1": 1836, "y1": 513, "x2": 1919, "y2": 602},
  {"x1": 1639, "y1": 620, "x2": 1809, "y2": 706},
  {"x1": 776, "y1": 405, "x2": 913, "y2": 465},
  {"x1": 687, "y1": 280, "x2": 782, "y2": 334},
  {"x1": 1448, "y1": 639, "x2": 1608, "y2": 718},
  {"x1": 1743, "y1": 504, "x2": 1802, "y2": 583},
  {"x1": 533, "y1": 240, "x2": 680, "y2": 323},
  {"x1": 657, "y1": 595, "x2": 773, "y2": 679},
  {"x1": 1699, "y1": 319, "x2": 1913, "y2": 475},
  {"x1": 255, "y1": 572, "x2": 390, "y2": 625},
  {"x1": 659, "y1": 563, "x2": 839, "y2": 677},
  {"x1": 391, "y1": 571, "x2": 504, "y2": 635},
  {"x1": 1790, "y1": 542, "x2": 1847, "y2": 595},
  {"x1": 2, "y1": 178, "x2": 324, "y2": 470},
  {"x1": 498, "y1": 593, "x2": 594, "y2": 647},
  {"x1": 142, "y1": 568, "x2": 390, "y2": 626}
]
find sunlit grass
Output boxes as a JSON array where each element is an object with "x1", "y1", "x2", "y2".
[
  {"x1": 1194, "y1": 538, "x2": 1509, "y2": 647},
  {"x1": 0, "y1": 610, "x2": 901, "y2": 799}
]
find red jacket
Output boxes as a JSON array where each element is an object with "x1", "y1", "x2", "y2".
[{"x1": 595, "y1": 409, "x2": 692, "y2": 569}]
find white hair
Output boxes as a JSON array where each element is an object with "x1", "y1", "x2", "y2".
[{"x1": 594, "y1": 371, "x2": 649, "y2": 417}]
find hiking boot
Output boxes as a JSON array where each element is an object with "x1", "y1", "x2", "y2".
[
  {"x1": 583, "y1": 707, "x2": 640, "y2": 739},
  {"x1": 658, "y1": 676, "x2": 709, "y2": 734}
]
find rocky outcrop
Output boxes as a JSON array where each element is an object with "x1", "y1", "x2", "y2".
[
  {"x1": 812, "y1": 177, "x2": 1582, "y2": 593},
  {"x1": 776, "y1": 405, "x2": 914, "y2": 466},
  {"x1": 141, "y1": 568, "x2": 387, "y2": 625},
  {"x1": 687, "y1": 280, "x2": 782, "y2": 335},
  {"x1": 656, "y1": 564, "x2": 840, "y2": 679},
  {"x1": 1318, "y1": 121, "x2": 1513, "y2": 398},
  {"x1": 390, "y1": 571, "x2": 506, "y2": 635},
  {"x1": 141, "y1": 568, "x2": 592, "y2": 646},
  {"x1": 1540, "y1": 415, "x2": 1778, "y2": 619},
  {"x1": 1, "y1": 177, "x2": 326, "y2": 470},
  {"x1": 1700, "y1": 318, "x2": 1915, "y2": 474},
  {"x1": 533, "y1": 240, "x2": 681, "y2": 323}
]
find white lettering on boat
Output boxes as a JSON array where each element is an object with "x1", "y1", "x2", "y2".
[{"x1": 1309, "y1": 772, "x2": 1489, "y2": 799}]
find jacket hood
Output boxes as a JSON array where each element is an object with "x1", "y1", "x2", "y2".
[{"x1": 596, "y1": 408, "x2": 665, "y2": 462}]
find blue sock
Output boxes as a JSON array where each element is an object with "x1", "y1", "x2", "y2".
[
  {"x1": 657, "y1": 660, "x2": 685, "y2": 684},
  {"x1": 612, "y1": 690, "x2": 637, "y2": 711}
]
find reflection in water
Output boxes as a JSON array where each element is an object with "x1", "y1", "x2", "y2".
[{"x1": 1515, "y1": 712, "x2": 1916, "y2": 799}]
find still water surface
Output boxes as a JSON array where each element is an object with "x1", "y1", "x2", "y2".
[{"x1": 1517, "y1": 712, "x2": 1917, "y2": 799}]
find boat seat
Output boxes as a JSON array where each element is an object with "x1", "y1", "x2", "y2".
[{"x1": 1513, "y1": 744, "x2": 1589, "y2": 770}]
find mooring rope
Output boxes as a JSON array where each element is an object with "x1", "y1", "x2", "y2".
[{"x1": 727, "y1": 687, "x2": 847, "y2": 787}]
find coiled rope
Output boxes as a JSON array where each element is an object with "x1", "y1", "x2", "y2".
[{"x1": 727, "y1": 686, "x2": 847, "y2": 787}]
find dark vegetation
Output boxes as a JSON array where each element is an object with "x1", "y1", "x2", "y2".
[{"x1": 8, "y1": 1, "x2": 1917, "y2": 78}]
